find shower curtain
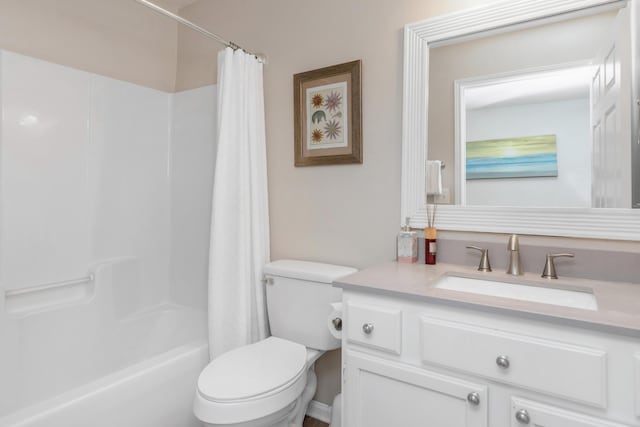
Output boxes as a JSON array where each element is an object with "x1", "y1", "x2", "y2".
[{"x1": 208, "y1": 47, "x2": 270, "y2": 359}]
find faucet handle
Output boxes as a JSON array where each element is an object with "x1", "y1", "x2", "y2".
[
  {"x1": 466, "y1": 246, "x2": 492, "y2": 272},
  {"x1": 541, "y1": 253, "x2": 574, "y2": 279}
]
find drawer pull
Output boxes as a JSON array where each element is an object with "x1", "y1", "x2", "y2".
[
  {"x1": 496, "y1": 355, "x2": 510, "y2": 369},
  {"x1": 515, "y1": 409, "x2": 530, "y2": 424},
  {"x1": 466, "y1": 392, "x2": 480, "y2": 406},
  {"x1": 362, "y1": 323, "x2": 374, "y2": 334}
]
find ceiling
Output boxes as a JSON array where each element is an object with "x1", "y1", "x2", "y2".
[{"x1": 465, "y1": 65, "x2": 594, "y2": 110}]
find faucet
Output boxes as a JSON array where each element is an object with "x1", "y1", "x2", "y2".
[
  {"x1": 541, "y1": 253, "x2": 574, "y2": 279},
  {"x1": 466, "y1": 246, "x2": 492, "y2": 272},
  {"x1": 506, "y1": 234, "x2": 523, "y2": 275}
]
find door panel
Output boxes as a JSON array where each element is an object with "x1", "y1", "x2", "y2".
[{"x1": 344, "y1": 351, "x2": 487, "y2": 427}]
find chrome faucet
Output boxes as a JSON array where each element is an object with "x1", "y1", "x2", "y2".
[
  {"x1": 506, "y1": 234, "x2": 523, "y2": 275},
  {"x1": 466, "y1": 246, "x2": 492, "y2": 272},
  {"x1": 541, "y1": 253, "x2": 574, "y2": 279}
]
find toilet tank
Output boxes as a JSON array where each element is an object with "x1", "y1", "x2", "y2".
[{"x1": 263, "y1": 260, "x2": 357, "y2": 351}]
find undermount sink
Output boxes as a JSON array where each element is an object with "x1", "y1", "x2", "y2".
[{"x1": 434, "y1": 275, "x2": 598, "y2": 311}]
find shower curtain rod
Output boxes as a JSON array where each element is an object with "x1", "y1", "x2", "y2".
[{"x1": 133, "y1": 0, "x2": 266, "y2": 64}]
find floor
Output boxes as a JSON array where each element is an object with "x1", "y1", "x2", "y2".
[{"x1": 303, "y1": 416, "x2": 329, "y2": 427}]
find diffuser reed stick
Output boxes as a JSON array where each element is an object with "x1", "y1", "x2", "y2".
[{"x1": 426, "y1": 203, "x2": 437, "y2": 228}]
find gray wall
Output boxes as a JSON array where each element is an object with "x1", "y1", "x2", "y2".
[
  {"x1": 174, "y1": 0, "x2": 640, "y2": 407},
  {"x1": 0, "y1": 0, "x2": 180, "y2": 92}
]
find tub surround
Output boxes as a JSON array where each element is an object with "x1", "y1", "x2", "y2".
[
  {"x1": 0, "y1": 305, "x2": 207, "y2": 427},
  {"x1": 334, "y1": 261, "x2": 640, "y2": 338},
  {"x1": 0, "y1": 50, "x2": 214, "y2": 426}
]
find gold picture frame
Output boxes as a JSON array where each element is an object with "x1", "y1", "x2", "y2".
[{"x1": 293, "y1": 60, "x2": 362, "y2": 166}]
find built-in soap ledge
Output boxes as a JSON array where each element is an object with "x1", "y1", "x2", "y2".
[{"x1": 4, "y1": 274, "x2": 96, "y2": 317}]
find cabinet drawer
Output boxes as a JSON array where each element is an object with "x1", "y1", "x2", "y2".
[
  {"x1": 346, "y1": 302, "x2": 402, "y2": 354},
  {"x1": 510, "y1": 397, "x2": 628, "y2": 426},
  {"x1": 420, "y1": 316, "x2": 607, "y2": 407}
]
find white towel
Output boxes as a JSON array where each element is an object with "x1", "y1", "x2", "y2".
[{"x1": 426, "y1": 160, "x2": 443, "y2": 196}]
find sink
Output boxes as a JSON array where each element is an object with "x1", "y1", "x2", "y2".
[{"x1": 434, "y1": 275, "x2": 598, "y2": 311}]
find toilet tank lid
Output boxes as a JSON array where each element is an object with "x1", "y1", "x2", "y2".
[{"x1": 264, "y1": 260, "x2": 357, "y2": 283}]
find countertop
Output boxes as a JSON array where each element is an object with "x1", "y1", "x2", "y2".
[{"x1": 334, "y1": 261, "x2": 640, "y2": 338}]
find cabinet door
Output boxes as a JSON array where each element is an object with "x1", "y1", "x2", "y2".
[
  {"x1": 344, "y1": 351, "x2": 487, "y2": 427},
  {"x1": 511, "y1": 398, "x2": 630, "y2": 427}
]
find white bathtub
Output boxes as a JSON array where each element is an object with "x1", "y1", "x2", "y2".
[{"x1": 0, "y1": 304, "x2": 208, "y2": 427}]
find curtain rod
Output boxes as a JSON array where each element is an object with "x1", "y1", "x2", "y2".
[{"x1": 133, "y1": 0, "x2": 266, "y2": 64}]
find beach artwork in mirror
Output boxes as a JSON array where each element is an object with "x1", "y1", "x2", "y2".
[{"x1": 466, "y1": 135, "x2": 558, "y2": 180}]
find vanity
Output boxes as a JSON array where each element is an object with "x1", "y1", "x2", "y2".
[
  {"x1": 355, "y1": 0, "x2": 640, "y2": 423},
  {"x1": 334, "y1": 262, "x2": 640, "y2": 426}
]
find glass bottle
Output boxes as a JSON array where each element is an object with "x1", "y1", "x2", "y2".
[
  {"x1": 397, "y1": 217, "x2": 418, "y2": 263},
  {"x1": 425, "y1": 227, "x2": 437, "y2": 265}
]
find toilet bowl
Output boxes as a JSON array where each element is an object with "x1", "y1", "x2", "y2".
[
  {"x1": 194, "y1": 337, "x2": 323, "y2": 427},
  {"x1": 194, "y1": 260, "x2": 356, "y2": 427}
]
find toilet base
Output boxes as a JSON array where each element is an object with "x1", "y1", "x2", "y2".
[{"x1": 202, "y1": 401, "x2": 296, "y2": 427}]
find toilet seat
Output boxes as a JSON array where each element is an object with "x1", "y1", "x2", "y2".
[{"x1": 194, "y1": 337, "x2": 308, "y2": 424}]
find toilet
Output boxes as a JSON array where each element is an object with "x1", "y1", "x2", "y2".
[{"x1": 194, "y1": 259, "x2": 356, "y2": 427}]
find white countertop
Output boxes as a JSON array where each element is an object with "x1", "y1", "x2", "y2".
[{"x1": 334, "y1": 261, "x2": 640, "y2": 337}]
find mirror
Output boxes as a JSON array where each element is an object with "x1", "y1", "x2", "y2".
[
  {"x1": 401, "y1": 0, "x2": 640, "y2": 240},
  {"x1": 427, "y1": 8, "x2": 636, "y2": 209}
]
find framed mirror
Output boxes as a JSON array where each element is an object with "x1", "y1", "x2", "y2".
[{"x1": 401, "y1": 0, "x2": 640, "y2": 240}]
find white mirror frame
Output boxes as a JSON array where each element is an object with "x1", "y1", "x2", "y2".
[{"x1": 401, "y1": 0, "x2": 640, "y2": 240}]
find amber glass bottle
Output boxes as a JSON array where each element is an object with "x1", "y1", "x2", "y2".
[{"x1": 425, "y1": 227, "x2": 437, "y2": 265}]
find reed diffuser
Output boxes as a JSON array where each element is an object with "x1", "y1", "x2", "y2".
[{"x1": 425, "y1": 203, "x2": 437, "y2": 265}]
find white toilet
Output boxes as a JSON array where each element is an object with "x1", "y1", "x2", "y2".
[{"x1": 194, "y1": 259, "x2": 356, "y2": 427}]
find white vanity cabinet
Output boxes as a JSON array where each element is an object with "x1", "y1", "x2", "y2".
[{"x1": 341, "y1": 291, "x2": 640, "y2": 427}]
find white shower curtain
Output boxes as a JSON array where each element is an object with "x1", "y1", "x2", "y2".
[{"x1": 208, "y1": 48, "x2": 270, "y2": 359}]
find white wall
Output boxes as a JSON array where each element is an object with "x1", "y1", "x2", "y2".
[
  {"x1": 466, "y1": 98, "x2": 591, "y2": 207},
  {"x1": 0, "y1": 49, "x2": 215, "y2": 310},
  {"x1": 0, "y1": 50, "x2": 93, "y2": 290},
  {"x1": 0, "y1": 50, "x2": 172, "y2": 308},
  {"x1": 632, "y1": 0, "x2": 640, "y2": 207},
  {"x1": 170, "y1": 86, "x2": 217, "y2": 309}
]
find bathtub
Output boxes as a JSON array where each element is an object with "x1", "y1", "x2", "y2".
[{"x1": 0, "y1": 303, "x2": 208, "y2": 427}]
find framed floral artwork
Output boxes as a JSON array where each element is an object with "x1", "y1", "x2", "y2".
[{"x1": 293, "y1": 60, "x2": 362, "y2": 166}]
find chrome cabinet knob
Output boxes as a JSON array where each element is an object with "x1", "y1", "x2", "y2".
[
  {"x1": 362, "y1": 323, "x2": 374, "y2": 334},
  {"x1": 496, "y1": 355, "x2": 510, "y2": 369},
  {"x1": 466, "y1": 392, "x2": 480, "y2": 406},
  {"x1": 515, "y1": 409, "x2": 530, "y2": 424},
  {"x1": 332, "y1": 317, "x2": 342, "y2": 331}
]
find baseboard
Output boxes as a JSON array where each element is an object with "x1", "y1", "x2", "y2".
[{"x1": 306, "y1": 400, "x2": 332, "y2": 424}]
